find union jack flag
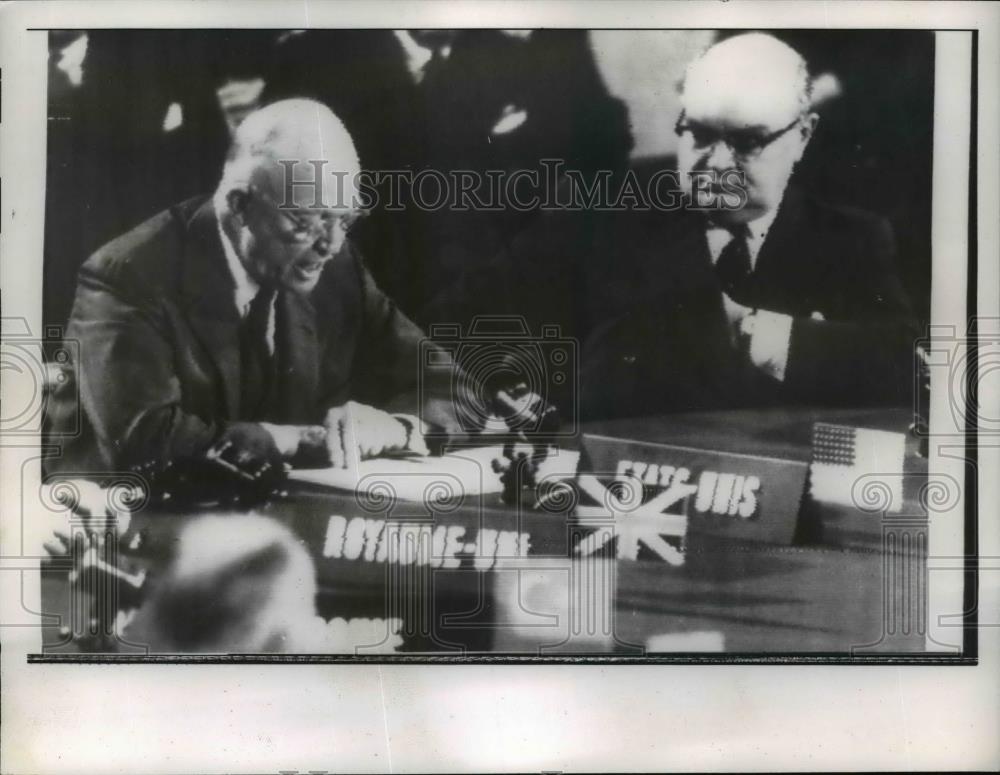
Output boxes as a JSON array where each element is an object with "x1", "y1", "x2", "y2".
[{"x1": 573, "y1": 475, "x2": 699, "y2": 565}]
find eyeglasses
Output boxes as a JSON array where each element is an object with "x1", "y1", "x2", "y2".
[
  {"x1": 247, "y1": 184, "x2": 369, "y2": 250},
  {"x1": 674, "y1": 111, "x2": 802, "y2": 160}
]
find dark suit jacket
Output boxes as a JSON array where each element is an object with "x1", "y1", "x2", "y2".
[
  {"x1": 579, "y1": 189, "x2": 920, "y2": 420},
  {"x1": 46, "y1": 197, "x2": 464, "y2": 473}
]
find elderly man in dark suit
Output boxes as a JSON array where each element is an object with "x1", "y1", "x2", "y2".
[
  {"x1": 47, "y1": 99, "x2": 464, "y2": 480},
  {"x1": 579, "y1": 33, "x2": 919, "y2": 420}
]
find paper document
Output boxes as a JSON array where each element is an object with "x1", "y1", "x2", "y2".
[{"x1": 290, "y1": 446, "x2": 580, "y2": 502}]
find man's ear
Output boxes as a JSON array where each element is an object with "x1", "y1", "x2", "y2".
[
  {"x1": 799, "y1": 112, "x2": 820, "y2": 145},
  {"x1": 793, "y1": 112, "x2": 820, "y2": 162},
  {"x1": 225, "y1": 188, "x2": 250, "y2": 222}
]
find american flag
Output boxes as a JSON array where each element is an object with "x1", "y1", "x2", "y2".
[{"x1": 809, "y1": 423, "x2": 905, "y2": 512}]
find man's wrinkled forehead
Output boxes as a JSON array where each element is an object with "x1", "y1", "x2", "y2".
[{"x1": 681, "y1": 37, "x2": 807, "y2": 130}]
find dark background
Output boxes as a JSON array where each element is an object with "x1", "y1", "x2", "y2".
[{"x1": 765, "y1": 30, "x2": 935, "y2": 322}]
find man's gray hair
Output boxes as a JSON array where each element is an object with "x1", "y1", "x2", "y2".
[{"x1": 216, "y1": 98, "x2": 361, "y2": 206}]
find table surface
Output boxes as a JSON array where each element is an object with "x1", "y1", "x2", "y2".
[{"x1": 40, "y1": 406, "x2": 933, "y2": 658}]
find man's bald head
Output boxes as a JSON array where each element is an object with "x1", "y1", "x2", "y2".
[
  {"x1": 219, "y1": 98, "x2": 362, "y2": 210},
  {"x1": 681, "y1": 33, "x2": 811, "y2": 130}
]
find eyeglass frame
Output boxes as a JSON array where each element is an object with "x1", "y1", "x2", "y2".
[
  {"x1": 674, "y1": 110, "x2": 803, "y2": 160},
  {"x1": 246, "y1": 183, "x2": 369, "y2": 249}
]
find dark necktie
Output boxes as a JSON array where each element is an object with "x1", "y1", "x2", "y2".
[
  {"x1": 715, "y1": 227, "x2": 753, "y2": 305},
  {"x1": 714, "y1": 228, "x2": 772, "y2": 401},
  {"x1": 239, "y1": 283, "x2": 276, "y2": 420}
]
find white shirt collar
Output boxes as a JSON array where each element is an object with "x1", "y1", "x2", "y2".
[
  {"x1": 705, "y1": 205, "x2": 781, "y2": 270},
  {"x1": 215, "y1": 200, "x2": 259, "y2": 317}
]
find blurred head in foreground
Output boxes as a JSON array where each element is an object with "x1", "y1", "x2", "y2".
[{"x1": 126, "y1": 514, "x2": 318, "y2": 653}]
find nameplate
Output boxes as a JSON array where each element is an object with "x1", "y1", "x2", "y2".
[
  {"x1": 576, "y1": 433, "x2": 811, "y2": 553},
  {"x1": 268, "y1": 494, "x2": 568, "y2": 595},
  {"x1": 273, "y1": 505, "x2": 571, "y2": 652}
]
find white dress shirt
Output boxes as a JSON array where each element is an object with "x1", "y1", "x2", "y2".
[
  {"x1": 704, "y1": 208, "x2": 794, "y2": 382},
  {"x1": 216, "y1": 206, "x2": 276, "y2": 354},
  {"x1": 216, "y1": 206, "x2": 307, "y2": 455},
  {"x1": 705, "y1": 206, "x2": 779, "y2": 271}
]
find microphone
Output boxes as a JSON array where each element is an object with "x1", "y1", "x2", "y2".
[{"x1": 491, "y1": 381, "x2": 560, "y2": 437}]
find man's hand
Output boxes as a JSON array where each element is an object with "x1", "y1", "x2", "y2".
[
  {"x1": 721, "y1": 291, "x2": 753, "y2": 343},
  {"x1": 721, "y1": 294, "x2": 793, "y2": 381},
  {"x1": 41, "y1": 479, "x2": 134, "y2": 557},
  {"x1": 323, "y1": 401, "x2": 429, "y2": 469},
  {"x1": 206, "y1": 422, "x2": 285, "y2": 483}
]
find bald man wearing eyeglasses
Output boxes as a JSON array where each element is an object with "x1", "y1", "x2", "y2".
[
  {"x1": 579, "y1": 33, "x2": 919, "y2": 420},
  {"x1": 47, "y1": 99, "x2": 466, "y2": 483}
]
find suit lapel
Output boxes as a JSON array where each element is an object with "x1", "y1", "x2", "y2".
[
  {"x1": 180, "y1": 200, "x2": 243, "y2": 419},
  {"x1": 666, "y1": 211, "x2": 748, "y2": 397},
  {"x1": 750, "y1": 188, "x2": 806, "y2": 310},
  {"x1": 668, "y1": 212, "x2": 717, "y2": 295},
  {"x1": 645, "y1": 209, "x2": 720, "y2": 304}
]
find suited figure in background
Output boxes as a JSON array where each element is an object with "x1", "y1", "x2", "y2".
[
  {"x1": 580, "y1": 33, "x2": 918, "y2": 420},
  {"x1": 409, "y1": 29, "x2": 633, "y2": 328},
  {"x1": 47, "y1": 100, "x2": 465, "y2": 480},
  {"x1": 265, "y1": 29, "x2": 632, "y2": 321}
]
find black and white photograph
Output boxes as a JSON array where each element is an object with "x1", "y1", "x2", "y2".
[
  {"x1": 33, "y1": 24, "x2": 946, "y2": 657},
  {"x1": 1, "y1": 0, "x2": 997, "y2": 772}
]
